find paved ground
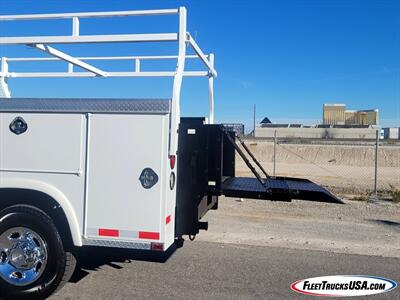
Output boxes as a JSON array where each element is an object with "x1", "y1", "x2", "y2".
[
  {"x1": 51, "y1": 198, "x2": 400, "y2": 299},
  {"x1": 52, "y1": 242, "x2": 399, "y2": 300}
]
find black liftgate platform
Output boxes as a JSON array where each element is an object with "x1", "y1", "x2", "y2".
[
  {"x1": 175, "y1": 118, "x2": 343, "y2": 237},
  {"x1": 222, "y1": 133, "x2": 342, "y2": 203}
]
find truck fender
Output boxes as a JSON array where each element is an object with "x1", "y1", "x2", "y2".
[{"x1": 0, "y1": 178, "x2": 82, "y2": 246}]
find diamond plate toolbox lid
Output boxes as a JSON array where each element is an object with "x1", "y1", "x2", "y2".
[{"x1": 0, "y1": 98, "x2": 171, "y2": 114}]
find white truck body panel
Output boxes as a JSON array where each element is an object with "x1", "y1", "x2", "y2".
[
  {"x1": 85, "y1": 114, "x2": 169, "y2": 241},
  {"x1": 1, "y1": 113, "x2": 84, "y2": 173},
  {"x1": 0, "y1": 98, "x2": 175, "y2": 250}
]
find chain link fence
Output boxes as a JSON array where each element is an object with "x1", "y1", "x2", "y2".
[{"x1": 238, "y1": 132, "x2": 400, "y2": 198}]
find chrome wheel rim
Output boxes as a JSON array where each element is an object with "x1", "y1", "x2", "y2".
[{"x1": 0, "y1": 227, "x2": 48, "y2": 286}]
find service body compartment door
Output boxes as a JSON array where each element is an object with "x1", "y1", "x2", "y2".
[
  {"x1": 86, "y1": 113, "x2": 168, "y2": 242},
  {"x1": 0, "y1": 113, "x2": 84, "y2": 172}
]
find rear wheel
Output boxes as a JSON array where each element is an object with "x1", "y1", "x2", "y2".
[{"x1": 0, "y1": 205, "x2": 76, "y2": 299}]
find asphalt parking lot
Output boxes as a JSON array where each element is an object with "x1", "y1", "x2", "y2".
[{"x1": 52, "y1": 241, "x2": 399, "y2": 300}]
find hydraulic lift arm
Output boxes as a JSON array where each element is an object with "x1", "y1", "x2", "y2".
[{"x1": 235, "y1": 134, "x2": 269, "y2": 179}]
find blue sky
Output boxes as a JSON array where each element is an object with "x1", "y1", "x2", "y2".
[{"x1": 0, "y1": 0, "x2": 399, "y2": 130}]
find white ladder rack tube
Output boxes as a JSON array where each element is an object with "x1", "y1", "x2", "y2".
[
  {"x1": 208, "y1": 53, "x2": 215, "y2": 124},
  {"x1": 187, "y1": 34, "x2": 217, "y2": 78},
  {"x1": 0, "y1": 33, "x2": 178, "y2": 45},
  {"x1": 0, "y1": 58, "x2": 10, "y2": 98},
  {"x1": 6, "y1": 71, "x2": 209, "y2": 78},
  {"x1": 30, "y1": 44, "x2": 108, "y2": 77},
  {"x1": 0, "y1": 9, "x2": 179, "y2": 21},
  {"x1": 170, "y1": 7, "x2": 187, "y2": 156}
]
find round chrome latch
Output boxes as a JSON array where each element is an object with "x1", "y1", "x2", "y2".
[
  {"x1": 9, "y1": 117, "x2": 28, "y2": 135},
  {"x1": 139, "y1": 168, "x2": 159, "y2": 189}
]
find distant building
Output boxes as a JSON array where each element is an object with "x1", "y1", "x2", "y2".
[
  {"x1": 259, "y1": 116, "x2": 304, "y2": 128},
  {"x1": 253, "y1": 111, "x2": 379, "y2": 139},
  {"x1": 254, "y1": 126, "x2": 377, "y2": 139},
  {"x1": 382, "y1": 127, "x2": 400, "y2": 140},
  {"x1": 260, "y1": 117, "x2": 272, "y2": 125},
  {"x1": 254, "y1": 115, "x2": 377, "y2": 139},
  {"x1": 323, "y1": 104, "x2": 346, "y2": 125},
  {"x1": 323, "y1": 104, "x2": 378, "y2": 125},
  {"x1": 223, "y1": 123, "x2": 244, "y2": 136},
  {"x1": 347, "y1": 109, "x2": 379, "y2": 126}
]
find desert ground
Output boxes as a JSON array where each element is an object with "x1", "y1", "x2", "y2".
[{"x1": 237, "y1": 139, "x2": 400, "y2": 194}]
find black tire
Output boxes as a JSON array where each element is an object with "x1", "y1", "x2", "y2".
[{"x1": 0, "y1": 205, "x2": 76, "y2": 300}]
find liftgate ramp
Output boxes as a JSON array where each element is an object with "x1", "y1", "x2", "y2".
[
  {"x1": 221, "y1": 132, "x2": 342, "y2": 203},
  {"x1": 175, "y1": 118, "x2": 342, "y2": 237}
]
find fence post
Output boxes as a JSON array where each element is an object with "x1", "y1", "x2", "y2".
[
  {"x1": 273, "y1": 130, "x2": 277, "y2": 177},
  {"x1": 374, "y1": 129, "x2": 379, "y2": 197}
]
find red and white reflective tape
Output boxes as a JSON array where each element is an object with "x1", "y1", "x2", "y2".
[
  {"x1": 87, "y1": 228, "x2": 160, "y2": 240},
  {"x1": 138, "y1": 231, "x2": 159, "y2": 240},
  {"x1": 98, "y1": 228, "x2": 119, "y2": 237}
]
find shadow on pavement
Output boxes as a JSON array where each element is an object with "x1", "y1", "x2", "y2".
[
  {"x1": 367, "y1": 219, "x2": 400, "y2": 231},
  {"x1": 70, "y1": 243, "x2": 178, "y2": 283}
]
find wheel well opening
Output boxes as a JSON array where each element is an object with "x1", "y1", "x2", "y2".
[{"x1": 0, "y1": 188, "x2": 74, "y2": 249}]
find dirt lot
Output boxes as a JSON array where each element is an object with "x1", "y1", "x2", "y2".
[
  {"x1": 198, "y1": 197, "x2": 400, "y2": 258},
  {"x1": 236, "y1": 140, "x2": 400, "y2": 194}
]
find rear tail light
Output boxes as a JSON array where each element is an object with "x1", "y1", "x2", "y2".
[
  {"x1": 169, "y1": 155, "x2": 176, "y2": 169},
  {"x1": 151, "y1": 242, "x2": 164, "y2": 251}
]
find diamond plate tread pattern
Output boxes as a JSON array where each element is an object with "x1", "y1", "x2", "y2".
[
  {"x1": 223, "y1": 177, "x2": 265, "y2": 193},
  {"x1": 83, "y1": 239, "x2": 151, "y2": 250},
  {"x1": 222, "y1": 176, "x2": 342, "y2": 203},
  {"x1": 0, "y1": 98, "x2": 170, "y2": 114}
]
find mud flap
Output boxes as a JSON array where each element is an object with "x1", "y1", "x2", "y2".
[{"x1": 222, "y1": 176, "x2": 343, "y2": 204}]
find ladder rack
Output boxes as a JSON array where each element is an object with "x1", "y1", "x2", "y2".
[{"x1": 0, "y1": 7, "x2": 218, "y2": 156}]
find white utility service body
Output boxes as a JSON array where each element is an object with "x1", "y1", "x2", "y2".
[
  {"x1": 0, "y1": 7, "x2": 216, "y2": 253},
  {"x1": 1, "y1": 99, "x2": 175, "y2": 250}
]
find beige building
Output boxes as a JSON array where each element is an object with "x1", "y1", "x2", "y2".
[
  {"x1": 345, "y1": 110, "x2": 357, "y2": 124},
  {"x1": 357, "y1": 110, "x2": 379, "y2": 125},
  {"x1": 323, "y1": 104, "x2": 378, "y2": 125},
  {"x1": 323, "y1": 104, "x2": 346, "y2": 125}
]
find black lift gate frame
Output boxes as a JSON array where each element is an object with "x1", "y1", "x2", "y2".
[{"x1": 175, "y1": 118, "x2": 343, "y2": 238}]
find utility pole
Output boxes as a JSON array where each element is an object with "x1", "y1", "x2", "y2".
[
  {"x1": 253, "y1": 104, "x2": 256, "y2": 137},
  {"x1": 374, "y1": 129, "x2": 379, "y2": 198},
  {"x1": 273, "y1": 130, "x2": 277, "y2": 176}
]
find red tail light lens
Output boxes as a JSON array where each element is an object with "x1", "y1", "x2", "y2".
[
  {"x1": 151, "y1": 242, "x2": 164, "y2": 251},
  {"x1": 169, "y1": 155, "x2": 176, "y2": 169}
]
